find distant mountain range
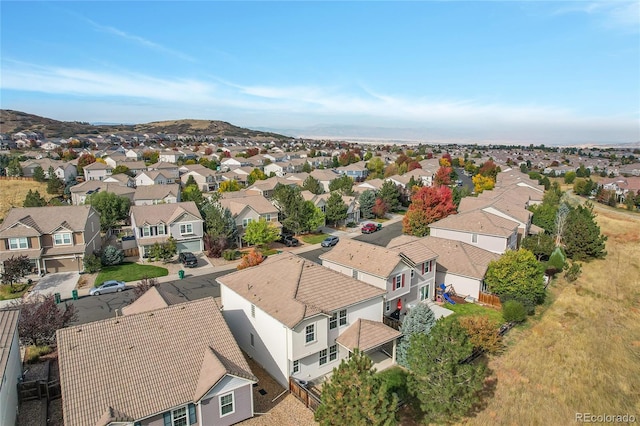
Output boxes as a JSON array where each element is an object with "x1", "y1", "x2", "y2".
[{"x1": 0, "y1": 110, "x2": 293, "y2": 140}]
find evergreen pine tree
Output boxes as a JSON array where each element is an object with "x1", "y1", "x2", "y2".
[
  {"x1": 33, "y1": 166, "x2": 46, "y2": 182},
  {"x1": 23, "y1": 189, "x2": 47, "y2": 207},
  {"x1": 325, "y1": 192, "x2": 348, "y2": 226},
  {"x1": 563, "y1": 202, "x2": 607, "y2": 261},
  {"x1": 396, "y1": 303, "x2": 436, "y2": 368},
  {"x1": 358, "y1": 190, "x2": 376, "y2": 219}
]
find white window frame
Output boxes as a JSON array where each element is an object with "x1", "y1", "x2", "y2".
[
  {"x1": 219, "y1": 392, "x2": 235, "y2": 417},
  {"x1": 9, "y1": 237, "x2": 28, "y2": 250},
  {"x1": 292, "y1": 360, "x2": 300, "y2": 374},
  {"x1": 305, "y1": 324, "x2": 315, "y2": 344},
  {"x1": 319, "y1": 349, "x2": 328, "y2": 365},
  {"x1": 329, "y1": 312, "x2": 337, "y2": 330},
  {"x1": 242, "y1": 218, "x2": 253, "y2": 227},
  {"x1": 329, "y1": 344, "x2": 338, "y2": 362},
  {"x1": 53, "y1": 233, "x2": 72, "y2": 246},
  {"x1": 394, "y1": 274, "x2": 402, "y2": 290},
  {"x1": 339, "y1": 309, "x2": 347, "y2": 326},
  {"x1": 143, "y1": 226, "x2": 151, "y2": 237},
  {"x1": 171, "y1": 406, "x2": 187, "y2": 426},
  {"x1": 385, "y1": 301, "x2": 390, "y2": 312},
  {"x1": 157, "y1": 223, "x2": 166, "y2": 235},
  {"x1": 411, "y1": 269, "x2": 415, "y2": 278},
  {"x1": 419, "y1": 285, "x2": 429, "y2": 301},
  {"x1": 180, "y1": 223, "x2": 193, "y2": 235},
  {"x1": 263, "y1": 213, "x2": 271, "y2": 221}
]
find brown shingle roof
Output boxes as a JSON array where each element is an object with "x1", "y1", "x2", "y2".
[
  {"x1": 0, "y1": 206, "x2": 95, "y2": 237},
  {"x1": 336, "y1": 319, "x2": 401, "y2": 352},
  {"x1": 130, "y1": 201, "x2": 202, "y2": 226},
  {"x1": 121, "y1": 286, "x2": 186, "y2": 315},
  {"x1": 57, "y1": 298, "x2": 256, "y2": 426},
  {"x1": 219, "y1": 194, "x2": 278, "y2": 216},
  {"x1": 0, "y1": 309, "x2": 20, "y2": 383},
  {"x1": 217, "y1": 253, "x2": 385, "y2": 328},
  {"x1": 132, "y1": 184, "x2": 180, "y2": 201},
  {"x1": 428, "y1": 209, "x2": 519, "y2": 237}
]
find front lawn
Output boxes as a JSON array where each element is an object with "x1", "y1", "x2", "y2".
[
  {"x1": 446, "y1": 301, "x2": 503, "y2": 324},
  {"x1": 95, "y1": 263, "x2": 168, "y2": 286},
  {"x1": 0, "y1": 283, "x2": 31, "y2": 300},
  {"x1": 300, "y1": 233, "x2": 329, "y2": 245}
]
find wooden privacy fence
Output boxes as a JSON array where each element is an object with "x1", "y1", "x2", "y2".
[
  {"x1": 18, "y1": 379, "x2": 61, "y2": 402},
  {"x1": 123, "y1": 247, "x2": 139, "y2": 257},
  {"x1": 289, "y1": 377, "x2": 321, "y2": 412},
  {"x1": 0, "y1": 176, "x2": 35, "y2": 181},
  {"x1": 479, "y1": 292, "x2": 501, "y2": 308}
]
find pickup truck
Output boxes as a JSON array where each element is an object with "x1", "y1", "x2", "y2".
[{"x1": 361, "y1": 223, "x2": 381, "y2": 234}]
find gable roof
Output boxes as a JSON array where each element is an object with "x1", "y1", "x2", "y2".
[
  {"x1": 130, "y1": 201, "x2": 202, "y2": 226},
  {"x1": 133, "y1": 184, "x2": 180, "y2": 201},
  {"x1": 336, "y1": 319, "x2": 401, "y2": 352},
  {"x1": 57, "y1": 298, "x2": 256, "y2": 426},
  {"x1": 217, "y1": 253, "x2": 385, "y2": 328},
  {"x1": 0, "y1": 205, "x2": 96, "y2": 238},
  {"x1": 121, "y1": 286, "x2": 186, "y2": 315},
  {"x1": 428, "y1": 209, "x2": 519, "y2": 238},
  {"x1": 218, "y1": 193, "x2": 278, "y2": 216}
]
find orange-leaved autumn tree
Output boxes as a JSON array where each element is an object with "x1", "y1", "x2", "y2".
[
  {"x1": 472, "y1": 174, "x2": 495, "y2": 194},
  {"x1": 403, "y1": 186, "x2": 457, "y2": 237},
  {"x1": 237, "y1": 248, "x2": 265, "y2": 270},
  {"x1": 434, "y1": 166, "x2": 452, "y2": 186}
]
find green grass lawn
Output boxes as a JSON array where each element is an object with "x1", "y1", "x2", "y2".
[
  {"x1": 446, "y1": 301, "x2": 503, "y2": 324},
  {"x1": 300, "y1": 233, "x2": 329, "y2": 245},
  {"x1": 95, "y1": 263, "x2": 169, "y2": 286},
  {"x1": 0, "y1": 283, "x2": 31, "y2": 301}
]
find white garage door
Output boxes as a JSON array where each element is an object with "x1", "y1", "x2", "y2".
[{"x1": 177, "y1": 240, "x2": 201, "y2": 253}]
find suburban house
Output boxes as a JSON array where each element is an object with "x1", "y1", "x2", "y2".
[
  {"x1": 57, "y1": 298, "x2": 257, "y2": 426},
  {"x1": 132, "y1": 184, "x2": 181, "y2": 206},
  {"x1": 135, "y1": 170, "x2": 174, "y2": 186},
  {"x1": 217, "y1": 253, "x2": 398, "y2": 388},
  {"x1": 83, "y1": 161, "x2": 113, "y2": 181},
  {"x1": 387, "y1": 235, "x2": 500, "y2": 301},
  {"x1": 158, "y1": 151, "x2": 183, "y2": 163},
  {"x1": 149, "y1": 161, "x2": 180, "y2": 180},
  {"x1": 181, "y1": 165, "x2": 220, "y2": 192},
  {"x1": 0, "y1": 309, "x2": 21, "y2": 426},
  {"x1": 246, "y1": 177, "x2": 299, "y2": 199},
  {"x1": 320, "y1": 239, "x2": 438, "y2": 325},
  {"x1": 309, "y1": 169, "x2": 341, "y2": 192},
  {"x1": 336, "y1": 162, "x2": 369, "y2": 181},
  {"x1": 263, "y1": 162, "x2": 286, "y2": 177},
  {"x1": 218, "y1": 193, "x2": 281, "y2": 247},
  {"x1": 458, "y1": 194, "x2": 533, "y2": 244},
  {"x1": 70, "y1": 181, "x2": 135, "y2": 205},
  {"x1": 0, "y1": 205, "x2": 102, "y2": 274},
  {"x1": 428, "y1": 210, "x2": 519, "y2": 254},
  {"x1": 130, "y1": 201, "x2": 204, "y2": 258}
]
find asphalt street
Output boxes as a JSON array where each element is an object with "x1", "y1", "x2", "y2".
[{"x1": 71, "y1": 271, "x2": 228, "y2": 325}]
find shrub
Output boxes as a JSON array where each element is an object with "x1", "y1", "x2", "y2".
[
  {"x1": 83, "y1": 253, "x2": 102, "y2": 273},
  {"x1": 564, "y1": 262, "x2": 582, "y2": 283},
  {"x1": 101, "y1": 245, "x2": 124, "y2": 266},
  {"x1": 346, "y1": 221, "x2": 357, "y2": 228},
  {"x1": 132, "y1": 276, "x2": 159, "y2": 300},
  {"x1": 545, "y1": 247, "x2": 566, "y2": 277},
  {"x1": 25, "y1": 345, "x2": 52, "y2": 364},
  {"x1": 459, "y1": 315, "x2": 503, "y2": 354},
  {"x1": 376, "y1": 366, "x2": 409, "y2": 402},
  {"x1": 237, "y1": 249, "x2": 265, "y2": 270},
  {"x1": 223, "y1": 249, "x2": 239, "y2": 261},
  {"x1": 502, "y1": 300, "x2": 527, "y2": 323}
]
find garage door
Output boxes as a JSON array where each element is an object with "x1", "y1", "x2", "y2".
[
  {"x1": 176, "y1": 240, "x2": 202, "y2": 253},
  {"x1": 45, "y1": 258, "x2": 78, "y2": 273}
]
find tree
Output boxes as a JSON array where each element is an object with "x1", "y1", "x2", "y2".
[
  {"x1": 302, "y1": 175, "x2": 323, "y2": 195},
  {"x1": 302, "y1": 161, "x2": 312, "y2": 173},
  {"x1": 379, "y1": 180, "x2": 400, "y2": 212},
  {"x1": 564, "y1": 171, "x2": 577, "y2": 184},
  {"x1": 325, "y1": 192, "x2": 348, "y2": 226},
  {"x1": 112, "y1": 165, "x2": 133, "y2": 176},
  {"x1": 243, "y1": 218, "x2": 280, "y2": 247},
  {"x1": 529, "y1": 201, "x2": 558, "y2": 234},
  {"x1": 452, "y1": 185, "x2": 471, "y2": 208},
  {"x1": 366, "y1": 157, "x2": 385, "y2": 179},
  {"x1": 148, "y1": 237, "x2": 177, "y2": 262},
  {"x1": 478, "y1": 160, "x2": 500, "y2": 180},
  {"x1": 76, "y1": 153, "x2": 96, "y2": 175},
  {"x1": 403, "y1": 186, "x2": 457, "y2": 237},
  {"x1": 14, "y1": 295, "x2": 78, "y2": 346},
  {"x1": 485, "y1": 248, "x2": 545, "y2": 311},
  {"x1": 563, "y1": 203, "x2": 607, "y2": 261},
  {"x1": 202, "y1": 204, "x2": 238, "y2": 247},
  {"x1": 132, "y1": 276, "x2": 159, "y2": 300},
  {"x1": 2, "y1": 255, "x2": 31, "y2": 289},
  {"x1": 46, "y1": 176, "x2": 64, "y2": 195},
  {"x1": 184, "y1": 175, "x2": 198, "y2": 188},
  {"x1": 472, "y1": 174, "x2": 495, "y2": 194},
  {"x1": 406, "y1": 319, "x2": 486, "y2": 424},
  {"x1": 218, "y1": 179, "x2": 241, "y2": 192},
  {"x1": 297, "y1": 201, "x2": 325, "y2": 233},
  {"x1": 23, "y1": 189, "x2": 47, "y2": 207},
  {"x1": 315, "y1": 349, "x2": 398, "y2": 426},
  {"x1": 459, "y1": 315, "x2": 503, "y2": 354},
  {"x1": 237, "y1": 248, "x2": 265, "y2": 270},
  {"x1": 87, "y1": 191, "x2": 131, "y2": 231},
  {"x1": 83, "y1": 253, "x2": 102, "y2": 273},
  {"x1": 521, "y1": 233, "x2": 555, "y2": 261},
  {"x1": 359, "y1": 190, "x2": 376, "y2": 219},
  {"x1": 434, "y1": 166, "x2": 452, "y2": 186},
  {"x1": 372, "y1": 198, "x2": 388, "y2": 219},
  {"x1": 397, "y1": 304, "x2": 436, "y2": 368},
  {"x1": 7, "y1": 158, "x2": 23, "y2": 177},
  {"x1": 181, "y1": 185, "x2": 204, "y2": 209},
  {"x1": 33, "y1": 166, "x2": 46, "y2": 182},
  {"x1": 101, "y1": 245, "x2": 124, "y2": 266},
  {"x1": 328, "y1": 175, "x2": 354, "y2": 196},
  {"x1": 247, "y1": 168, "x2": 267, "y2": 186}
]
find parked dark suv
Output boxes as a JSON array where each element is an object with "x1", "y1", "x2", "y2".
[
  {"x1": 278, "y1": 234, "x2": 299, "y2": 247},
  {"x1": 178, "y1": 252, "x2": 198, "y2": 268}
]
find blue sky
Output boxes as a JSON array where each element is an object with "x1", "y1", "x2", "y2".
[{"x1": 1, "y1": 1, "x2": 639, "y2": 145}]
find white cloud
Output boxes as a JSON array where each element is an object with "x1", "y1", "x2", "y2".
[{"x1": 552, "y1": 1, "x2": 640, "y2": 32}]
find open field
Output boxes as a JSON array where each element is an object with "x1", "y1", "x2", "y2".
[
  {"x1": 0, "y1": 179, "x2": 50, "y2": 220},
  {"x1": 467, "y1": 205, "x2": 640, "y2": 425}
]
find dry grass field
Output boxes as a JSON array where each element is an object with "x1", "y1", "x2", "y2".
[
  {"x1": 467, "y1": 206, "x2": 640, "y2": 425},
  {"x1": 0, "y1": 179, "x2": 50, "y2": 220}
]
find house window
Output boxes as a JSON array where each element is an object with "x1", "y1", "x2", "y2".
[
  {"x1": 180, "y1": 223, "x2": 193, "y2": 235},
  {"x1": 54, "y1": 233, "x2": 72, "y2": 245},
  {"x1": 329, "y1": 345, "x2": 338, "y2": 362},
  {"x1": 329, "y1": 312, "x2": 337, "y2": 330},
  {"x1": 143, "y1": 226, "x2": 151, "y2": 237},
  {"x1": 411, "y1": 269, "x2": 415, "y2": 278},
  {"x1": 263, "y1": 214, "x2": 271, "y2": 221},
  {"x1": 293, "y1": 360, "x2": 300, "y2": 374},
  {"x1": 352, "y1": 269, "x2": 358, "y2": 279},
  {"x1": 385, "y1": 301, "x2": 390, "y2": 312},
  {"x1": 394, "y1": 274, "x2": 403, "y2": 290},
  {"x1": 9, "y1": 237, "x2": 28, "y2": 250},
  {"x1": 420, "y1": 285, "x2": 429, "y2": 301},
  {"x1": 472, "y1": 233, "x2": 478, "y2": 243},
  {"x1": 219, "y1": 392, "x2": 234, "y2": 417},
  {"x1": 305, "y1": 324, "x2": 315, "y2": 343},
  {"x1": 158, "y1": 223, "x2": 165, "y2": 235},
  {"x1": 171, "y1": 406, "x2": 187, "y2": 426},
  {"x1": 319, "y1": 349, "x2": 328, "y2": 365},
  {"x1": 250, "y1": 333, "x2": 255, "y2": 347},
  {"x1": 339, "y1": 309, "x2": 347, "y2": 326},
  {"x1": 242, "y1": 218, "x2": 253, "y2": 227},
  {"x1": 251, "y1": 304, "x2": 255, "y2": 318}
]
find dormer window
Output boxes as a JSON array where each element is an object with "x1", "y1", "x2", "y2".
[
  {"x1": 54, "y1": 233, "x2": 72, "y2": 245},
  {"x1": 157, "y1": 223, "x2": 166, "y2": 235}
]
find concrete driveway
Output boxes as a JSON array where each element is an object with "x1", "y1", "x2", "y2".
[{"x1": 28, "y1": 272, "x2": 79, "y2": 300}]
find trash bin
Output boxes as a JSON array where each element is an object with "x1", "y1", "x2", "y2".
[
  {"x1": 54, "y1": 293, "x2": 61, "y2": 304},
  {"x1": 178, "y1": 270, "x2": 185, "y2": 280},
  {"x1": 72, "y1": 289, "x2": 78, "y2": 300},
  {"x1": 377, "y1": 223, "x2": 383, "y2": 231}
]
